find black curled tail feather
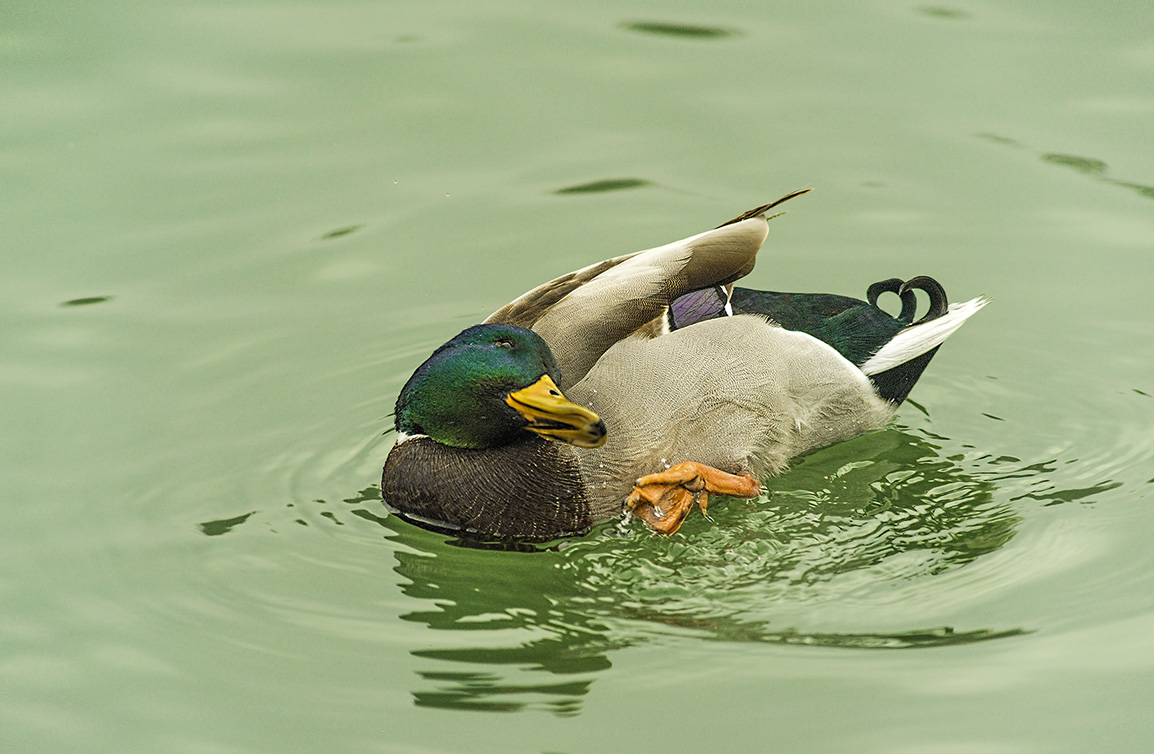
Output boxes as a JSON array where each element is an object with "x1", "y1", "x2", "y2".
[
  {"x1": 898, "y1": 276, "x2": 948, "y2": 324},
  {"x1": 866, "y1": 275, "x2": 950, "y2": 404},
  {"x1": 867, "y1": 278, "x2": 917, "y2": 323},
  {"x1": 867, "y1": 275, "x2": 948, "y2": 325}
]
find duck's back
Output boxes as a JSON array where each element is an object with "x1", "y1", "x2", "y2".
[{"x1": 567, "y1": 315, "x2": 895, "y2": 511}]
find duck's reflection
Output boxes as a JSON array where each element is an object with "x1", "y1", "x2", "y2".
[{"x1": 366, "y1": 427, "x2": 1027, "y2": 716}]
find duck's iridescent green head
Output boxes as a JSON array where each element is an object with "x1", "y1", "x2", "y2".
[{"x1": 395, "y1": 324, "x2": 606, "y2": 450}]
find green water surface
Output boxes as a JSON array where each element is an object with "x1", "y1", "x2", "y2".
[{"x1": 4, "y1": 1, "x2": 1154, "y2": 752}]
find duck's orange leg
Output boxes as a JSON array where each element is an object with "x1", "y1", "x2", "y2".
[{"x1": 625, "y1": 462, "x2": 761, "y2": 535}]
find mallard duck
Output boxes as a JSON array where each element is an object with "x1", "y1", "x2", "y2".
[{"x1": 381, "y1": 191, "x2": 987, "y2": 541}]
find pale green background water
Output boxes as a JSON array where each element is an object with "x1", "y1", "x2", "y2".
[{"x1": 5, "y1": 1, "x2": 1154, "y2": 752}]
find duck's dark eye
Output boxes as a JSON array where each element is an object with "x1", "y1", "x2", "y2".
[{"x1": 494, "y1": 337, "x2": 515, "y2": 350}]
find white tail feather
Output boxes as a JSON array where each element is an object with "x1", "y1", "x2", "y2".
[{"x1": 860, "y1": 297, "x2": 990, "y2": 376}]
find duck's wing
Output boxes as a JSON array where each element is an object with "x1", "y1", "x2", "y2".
[
  {"x1": 486, "y1": 195, "x2": 808, "y2": 388},
  {"x1": 485, "y1": 218, "x2": 765, "y2": 389}
]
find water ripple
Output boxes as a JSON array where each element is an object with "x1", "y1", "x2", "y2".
[
  {"x1": 554, "y1": 178, "x2": 651, "y2": 195},
  {"x1": 619, "y1": 21, "x2": 737, "y2": 40},
  {"x1": 178, "y1": 379, "x2": 1154, "y2": 718}
]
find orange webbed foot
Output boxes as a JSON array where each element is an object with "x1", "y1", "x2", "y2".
[{"x1": 625, "y1": 461, "x2": 761, "y2": 535}]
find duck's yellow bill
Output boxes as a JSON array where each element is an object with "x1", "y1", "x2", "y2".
[{"x1": 506, "y1": 375, "x2": 607, "y2": 448}]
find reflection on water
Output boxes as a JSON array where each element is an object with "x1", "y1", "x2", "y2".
[
  {"x1": 365, "y1": 428, "x2": 1028, "y2": 715},
  {"x1": 916, "y1": 6, "x2": 971, "y2": 20},
  {"x1": 59, "y1": 295, "x2": 114, "y2": 307},
  {"x1": 553, "y1": 178, "x2": 652, "y2": 195},
  {"x1": 199, "y1": 511, "x2": 256, "y2": 536},
  {"x1": 1041, "y1": 154, "x2": 1108, "y2": 176},
  {"x1": 196, "y1": 411, "x2": 1140, "y2": 718},
  {"x1": 619, "y1": 21, "x2": 737, "y2": 40},
  {"x1": 318, "y1": 224, "x2": 364, "y2": 240},
  {"x1": 978, "y1": 132, "x2": 1154, "y2": 202}
]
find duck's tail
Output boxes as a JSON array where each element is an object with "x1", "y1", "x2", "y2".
[{"x1": 861, "y1": 296, "x2": 990, "y2": 404}]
